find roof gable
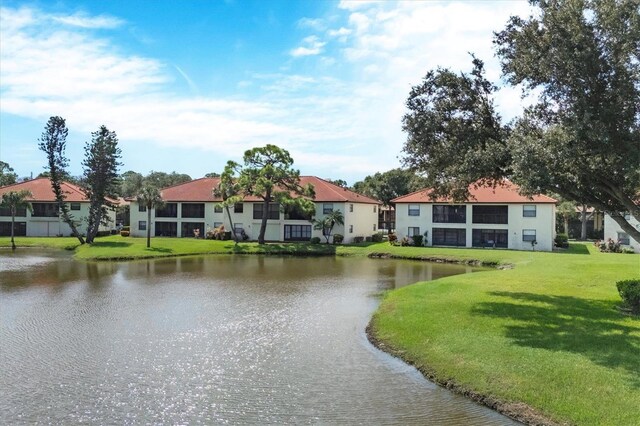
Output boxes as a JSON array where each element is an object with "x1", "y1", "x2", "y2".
[
  {"x1": 392, "y1": 181, "x2": 556, "y2": 204},
  {"x1": 0, "y1": 178, "x2": 90, "y2": 202},
  {"x1": 131, "y1": 176, "x2": 381, "y2": 204}
]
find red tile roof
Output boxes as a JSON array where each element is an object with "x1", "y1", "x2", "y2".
[
  {"x1": 152, "y1": 176, "x2": 380, "y2": 204},
  {"x1": 392, "y1": 181, "x2": 557, "y2": 204},
  {"x1": 0, "y1": 178, "x2": 89, "y2": 202}
]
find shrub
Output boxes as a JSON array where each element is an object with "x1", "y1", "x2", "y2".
[
  {"x1": 412, "y1": 235, "x2": 423, "y2": 247},
  {"x1": 333, "y1": 234, "x2": 344, "y2": 244},
  {"x1": 616, "y1": 279, "x2": 640, "y2": 315},
  {"x1": 120, "y1": 231, "x2": 130, "y2": 237},
  {"x1": 595, "y1": 238, "x2": 622, "y2": 253},
  {"x1": 353, "y1": 236, "x2": 365, "y2": 243},
  {"x1": 554, "y1": 233, "x2": 569, "y2": 248},
  {"x1": 96, "y1": 230, "x2": 111, "y2": 238},
  {"x1": 122, "y1": 226, "x2": 130, "y2": 232},
  {"x1": 388, "y1": 233, "x2": 397, "y2": 244},
  {"x1": 371, "y1": 232, "x2": 384, "y2": 243},
  {"x1": 310, "y1": 237, "x2": 321, "y2": 244},
  {"x1": 399, "y1": 236, "x2": 411, "y2": 246}
]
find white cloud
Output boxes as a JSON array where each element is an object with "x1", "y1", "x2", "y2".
[
  {"x1": 51, "y1": 12, "x2": 124, "y2": 29},
  {"x1": 289, "y1": 35, "x2": 326, "y2": 57},
  {"x1": 296, "y1": 17, "x2": 326, "y2": 31},
  {"x1": 1, "y1": 3, "x2": 536, "y2": 182}
]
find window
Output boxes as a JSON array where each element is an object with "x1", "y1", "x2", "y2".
[
  {"x1": 284, "y1": 224, "x2": 312, "y2": 241},
  {"x1": 234, "y1": 203, "x2": 244, "y2": 213},
  {"x1": 31, "y1": 203, "x2": 58, "y2": 217},
  {"x1": 374, "y1": 205, "x2": 377, "y2": 213},
  {"x1": 155, "y1": 203, "x2": 177, "y2": 218},
  {"x1": 408, "y1": 227, "x2": 421, "y2": 237},
  {"x1": 373, "y1": 224, "x2": 377, "y2": 231},
  {"x1": 618, "y1": 232, "x2": 630, "y2": 245},
  {"x1": 349, "y1": 225, "x2": 353, "y2": 233},
  {"x1": 253, "y1": 203, "x2": 279, "y2": 220},
  {"x1": 0, "y1": 206, "x2": 26, "y2": 217},
  {"x1": 138, "y1": 204, "x2": 147, "y2": 212},
  {"x1": 472, "y1": 205, "x2": 508, "y2": 224},
  {"x1": 432, "y1": 228, "x2": 466, "y2": 246},
  {"x1": 472, "y1": 229, "x2": 508, "y2": 248},
  {"x1": 323, "y1": 203, "x2": 334, "y2": 214},
  {"x1": 139, "y1": 220, "x2": 147, "y2": 231},
  {"x1": 349, "y1": 204, "x2": 353, "y2": 212},
  {"x1": 433, "y1": 205, "x2": 466, "y2": 223},
  {"x1": 523, "y1": 205, "x2": 537, "y2": 217},
  {"x1": 70, "y1": 202, "x2": 81, "y2": 211},
  {"x1": 408, "y1": 204, "x2": 420, "y2": 216},
  {"x1": 182, "y1": 222, "x2": 204, "y2": 238},
  {"x1": 214, "y1": 205, "x2": 223, "y2": 213},
  {"x1": 182, "y1": 203, "x2": 205, "y2": 218},
  {"x1": 233, "y1": 223, "x2": 244, "y2": 237},
  {"x1": 213, "y1": 222, "x2": 223, "y2": 229},
  {"x1": 154, "y1": 221, "x2": 177, "y2": 237},
  {"x1": 0, "y1": 221, "x2": 26, "y2": 237},
  {"x1": 522, "y1": 229, "x2": 536, "y2": 242}
]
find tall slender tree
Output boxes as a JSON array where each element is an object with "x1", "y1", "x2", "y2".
[
  {"x1": 82, "y1": 125, "x2": 122, "y2": 244},
  {"x1": 237, "y1": 145, "x2": 315, "y2": 244},
  {"x1": 213, "y1": 161, "x2": 243, "y2": 244},
  {"x1": 0, "y1": 190, "x2": 32, "y2": 250},
  {"x1": 0, "y1": 161, "x2": 18, "y2": 186},
  {"x1": 38, "y1": 116, "x2": 85, "y2": 244},
  {"x1": 136, "y1": 185, "x2": 164, "y2": 248}
]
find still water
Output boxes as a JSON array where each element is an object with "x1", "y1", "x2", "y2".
[{"x1": 0, "y1": 250, "x2": 517, "y2": 425}]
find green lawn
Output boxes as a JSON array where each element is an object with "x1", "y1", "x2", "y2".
[
  {"x1": 2, "y1": 235, "x2": 638, "y2": 424},
  {"x1": 369, "y1": 243, "x2": 640, "y2": 425}
]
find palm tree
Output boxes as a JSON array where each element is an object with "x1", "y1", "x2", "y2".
[
  {"x1": 136, "y1": 185, "x2": 164, "y2": 248},
  {"x1": 313, "y1": 209, "x2": 344, "y2": 244},
  {"x1": 213, "y1": 161, "x2": 243, "y2": 244},
  {"x1": 1, "y1": 190, "x2": 32, "y2": 250}
]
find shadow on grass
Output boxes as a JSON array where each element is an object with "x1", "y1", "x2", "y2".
[
  {"x1": 145, "y1": 247, "x2": 173, "y2": 253},
  {"x1": 231, "y1": 242, "x2": 337, "y2": 256},
  {"x1": 89, "y1": 241, "x2": 133, "y2": 248},
  {"x1": 472, "y1": 291, "x2": 640, "y2": 387}
]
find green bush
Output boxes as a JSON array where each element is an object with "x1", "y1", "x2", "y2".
[
  {"x1": 333, "y1": 234, "x2": 344, "y2": 244},
  {"x1": 120, "y1": 231, "x2": 130, "y2": 237},
  {"x1": 412, "y1": 235, "x2": 423, "y2": 247},
  {"x1": 371, "y1": 232, "x2": 384, "y2": 242},
  {"x1": 595, "y1": 238, "x2": 622, "y2": 253},
  {"x1": 616, "y1": 279, "x2": 640, "y2": 314},
  {"x1": 353, "y1": 236, "x2": 364, "y2": 243},
  {"x1": 310, "y1": 237, "x2": 321, "y2": 244},
  {"x1": 388, "y1": 233, "x2": 397, "y2": 244},
  {"x1": 554, "y1": 233, "x2": 569, "y2": 248},
  {"x1": 122, "y1": 226, "x2": 130, "y2": 232}
]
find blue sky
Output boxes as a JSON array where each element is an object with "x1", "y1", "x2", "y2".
[{"x1": 0, "y1": 0, "x2": 533, "y2": 185}]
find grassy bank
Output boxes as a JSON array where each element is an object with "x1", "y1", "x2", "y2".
[
  {"x1": 370, "y1": 243, "x2": 640, "y2": 425},
  {"x1": 2, "y1": 236, "x2": 638, "y2": 424}
]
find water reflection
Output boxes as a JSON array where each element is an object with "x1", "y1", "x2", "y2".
[{"x1": 0, "y1": 251, "x2": 511, "y2": 425}]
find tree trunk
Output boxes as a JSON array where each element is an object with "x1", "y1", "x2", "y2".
[
  {"x1": 258, "y1": 192, "x2": 271, "y2": 245},
  {"x1": 580, "y1": 205, "x2": 588, "y2": 240},
  {"x1": 146, "y1": 207, "x2": 151, "y2": 248},
  {"x1": 609, "y1": 213, "x2": 640, "y2": 243},
  {"x1": 60, "y1": 208, "x2": 85, "y2": 244},
  {"x1": 225, "y1": 206, "x2": 238, "y2": 244},
  {"x1": 563, "y1": 217, "x2": 569, "y2": 235},
  {"x1": 10, "y1": 211, "x2": 16, "y2": 250}
]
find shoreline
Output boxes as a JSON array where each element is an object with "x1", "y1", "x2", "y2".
[{"x1": 365, "y1": 323, "x2": 562, "y2": 426}]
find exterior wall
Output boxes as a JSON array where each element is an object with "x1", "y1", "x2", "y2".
[
  {"x1": 0, "y1": 202, "x2": 115, "y2": 237},
  {"x1": 394, "y1": 203, "x2": 556, "y2": 252},
  {"x1": 604, "y1": 214, "x2": 640, "y2": 253},
  {"x1": 129, "y1": 200, "x2": 379, "y2": 243}
]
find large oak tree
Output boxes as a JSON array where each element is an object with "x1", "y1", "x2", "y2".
[
  {"x1": 403, "y1": 0, "x2": 640, "y2": 241},
  {"x1": 237, "y1": 145, "x2": 315, "y2": 244}
]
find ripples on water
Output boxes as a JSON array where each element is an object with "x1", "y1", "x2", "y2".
[{"x1": 0, "y1": 251, "x2": 517, "y2": 425}]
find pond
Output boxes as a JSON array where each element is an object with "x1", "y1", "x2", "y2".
[{"x1": 0, "y1": 250, "x2": 517, "y2": 424}]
